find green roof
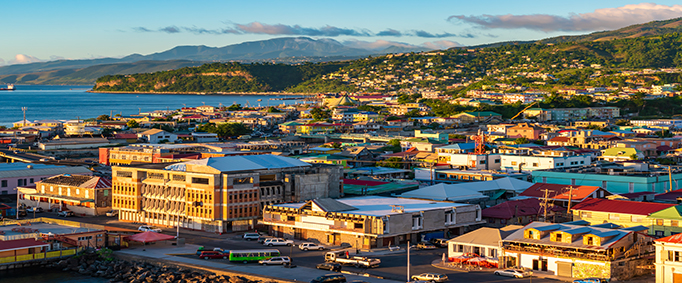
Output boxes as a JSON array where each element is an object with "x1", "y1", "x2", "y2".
[
  {"x1": 281, "y1": 121, "x2": 302, "y2": 126},
  {"x1": 601, "y1": 147, "x2": 640, "y2": 157},
  {"x1": 463, "y1": 111, "x2": 502, "y2": 117},
  {"x1": 648, "y1": 206, "x2": 682, "y2": 220}
]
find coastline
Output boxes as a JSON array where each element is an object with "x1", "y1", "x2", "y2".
[{"x1": 87, "y1": 90, "x2": 316, "y2": 96}]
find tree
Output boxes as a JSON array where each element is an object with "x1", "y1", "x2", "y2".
[
  {"x1": 266, "y1": 107, "x2": 282, "y2": 113},
  {"x1": 228, "y1": 104, "x2": 242, "y2": 111},
  {"x1": 630, "y1": 153, "x2": 639, "y2": 160},
  {"x1": 97, "y1": 114, "x2": 111, "y2": 121},
  {"x1": 126, "y1": 120, "x2": 139, "y2": 128},
  {"x1": 377, "y1": 157, "x2": 404, "y2": 169},
  {"x1": 514, "y1": 137, "x2": 530, "y2": 144},
  {"x1": 449, "y1": 134, "x2": 467, "y2": 140},
  {"x1": 310, "y1": 107, "x2": 331, "y2": 121}
]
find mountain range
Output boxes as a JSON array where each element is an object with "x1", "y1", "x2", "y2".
[{"x1": 2, "y1": 17, "x2": 682, "y2": 85}]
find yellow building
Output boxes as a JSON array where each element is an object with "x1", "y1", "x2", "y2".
[
  {"x1": 571, "y1": 198, "x2": 676, "y2": 235},
  {"x1": 112, "y1": 155, "x2": 342, "y2": 232}
]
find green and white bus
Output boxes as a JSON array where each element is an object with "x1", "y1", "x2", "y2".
[{"x1": 228, "y1": 249, "x2": 281, "y2": 263}]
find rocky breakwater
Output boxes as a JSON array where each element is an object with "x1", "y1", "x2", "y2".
[{"x1": 49, "y1": 251, "x2": 270, "y2": 283}]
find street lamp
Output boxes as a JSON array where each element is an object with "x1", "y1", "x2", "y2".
[{"x1": 407, "y1": 240, "x2": 411, "y2": 282}]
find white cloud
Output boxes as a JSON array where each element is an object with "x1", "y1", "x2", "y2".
[
  {"x1": 343, "y1": 39, "x2": 419, "y2": 50},
  {"x1": 421, "y1": 40, "x2": 462, "y2": 50},
  {"x1": 9, "y1": 54, "x2": 43, "y2": 65},
  {"x1": 450, "y1": 3, "x2": 682, "y2": 32}
]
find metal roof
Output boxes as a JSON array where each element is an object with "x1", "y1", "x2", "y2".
[
  {"x1": 164, "y1": 154, "x2": 310, "y2": 172},
  {"x1": 0, "y1": 163, "x2": 91, "y2": 179},
  {"x1": 571, "y1": 198, "x2": 676, "y2": 216}
]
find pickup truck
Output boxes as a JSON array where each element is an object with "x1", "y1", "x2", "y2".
[{"x1": 324, "y1": 251, "x2": 380, "y2": 268}]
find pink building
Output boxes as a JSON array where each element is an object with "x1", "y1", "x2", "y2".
[{"x1": 0, "y1": 163, "x2": 92, "y2": 196}]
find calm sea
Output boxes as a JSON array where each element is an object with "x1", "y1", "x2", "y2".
[
  {"x1": 0, "y1": 267, "x2": 108, "y2": 283},
  {"x1": 0, "y1": 85, "x2": 307, "y2": 126}
]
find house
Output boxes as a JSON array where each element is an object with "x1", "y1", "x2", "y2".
[
  {"x1": 0, "y1": 163, "x2": 93, "y2": 196},
  {"x1": 654, "y1": 233, "x2": 682, "y2": 283},
  {"x1": 502, "y1": 221, "x2": 654, "y2": 280},
  {"x1": 519, "y1": 183, "x2": 611, "y2": 208},
  {"x1": 448, "y1": 226, "x2": 522, "y2": 261},
  {"x1": 499, "y1": 154, "x2": 591, "y2": 171},
  {"x1": 452, "y1": 111, "x2": 502, "y2": 124},
  {"x1": 482, "y1": 198, "x2": 560, "y2": 227},
  {"x1": 38, "y1": 137, "x2": 110, "y2": 150},
  {"x1": 570, "y1": 198, "x2": 676, "y2": 234},
  {"x1": 18, "y1": 174, "x2": 112, "y2": 216},
  {"x1": 647, "y1": 206, "x2": 682, "y2": 237},
  {"x1": 261, "y1": 196, "x2": 484, "y2": 249},
  {"x1": 506, "y1": 123, "x2": 546, "y2": 140},
  {"x1": 279, "y1": 121, "x2": 302, "y2": 134},
  {"x1": 191, "y1": 132, "x2": 218, "y2": 143},
  {"x1": 137, "y1": 129, "x2": 178, "y2": 144},
  {"x1": 601, "y1": 147, "x2": 644, "y2": 161}
]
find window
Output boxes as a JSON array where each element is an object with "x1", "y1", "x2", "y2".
[
  {"x1": 18, "y1": 179, "x2": 23, "y2": 186},
  {"x1": 511, "y1": 161, "x2": 517, "y2": 166},
  {"x1": 602, "y1": 181, "x2": 607, "y2": 189},
  {"x1": 542, "y1": 177, "x2": 547, "y2": 183},
  {"x1": 631, "y1": 216, "x2": 643, "y2": 223},
  {"x1": 0, "y1": 180, "x2": 6, "y2": 187},
  {"x1": 354, "y1": 223, "x2": 363, "y2": 229},
  {"x1": 609, "y1": 214, "x2": 620, "y2": 220},
  {"x1": 657, "y1": 219, "x2": 664, "y2": 226},
  {"x1": 192, "y1": 177, "x2": 209, "y2": 185},
  {"x1": 587, "y1": 236, "x2": 594, "y2": 245},
  {"x1": 412, "y1": 214, "x2": 423, "y2": 230},
  {"x1": 29, "y1": 178, "x2": 34, "y2": 183},
  {"x1": 571, "y1": 179, "x2": 576, "y2": 185},
  {"x1": 445, "y1": 209, "x2": 455, "y2": 225},
  {"x1": 628, "y1": 182, "x2": 635, "y2": 193},
  {"x1": 673, "y1": 221, "x2": 679, "y2": 227},
  {"x1": 382, "y1": 216, "x2": 389, "y2": 234},
  {"x1": 581, "y1": 212, "x2": 591, "y2": 218},
  {"x1": 656, "y1": 231, "x2": 665, "y2": 237},
  {"x1": 116, "y1": 171, "x2": 133, "y2": 178},
  {"x1": 555, "y1": 233, "x2": 562, "y2": 242},
  {"x1": 557, "y1": 163, "x2": 564, "y2": 166},
  {"x1": 532, "y1": 163, "x2": 538, "y2": 167},
  {"x1": 495, "y1": 159, "x2": 500, "y2": 163}
]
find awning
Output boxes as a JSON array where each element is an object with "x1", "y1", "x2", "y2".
[
  {"x1": 21, "y1": 191, "x2": 94, "y2": 204},
  {"x1": 126, "y1": 231, "x2": 175, "y2": 243}
]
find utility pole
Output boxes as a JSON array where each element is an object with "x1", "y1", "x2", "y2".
[
  {"x1": 21, "y1": 107, "x2": 27, "y2": 126},
  {"x1": 669, "y1": 166, "x2": 674, "y2": 193},
  {"x1": 566, "y1": 186, "x2": 575, "y2": 214},
  {"x1": 539, "y1": 189, "x2": 552, "y2": 222},
  {"x1": 407, "y1": 240, "x2": 411, "y2": 282}
]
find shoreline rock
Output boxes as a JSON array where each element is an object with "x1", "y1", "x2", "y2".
[{"x1": 47, "y1": 250, "x2": 264, "y2": 283}]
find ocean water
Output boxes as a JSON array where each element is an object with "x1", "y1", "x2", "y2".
[
  {"x1": 0, "y1": 267, "x2": 108, "y2": 283},
  {"x1": 0, "y1": 85, "x2": 306, "y2": 126}
]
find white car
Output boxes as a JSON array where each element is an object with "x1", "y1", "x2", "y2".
[
  {"x1": 410, "y1": 273, "x2": 448, "y2": 282},
  {"x1": 263, "y1": 238, "x2": 294, "y2": 246},
  {"x1": 138, "y1": 225, "x2": 162, "y2": 233},
  {"x1": 494, "y1": 269, "x2": 532, "y2": 278},
  {"x1": 299, "y1": 242, "x2": 325, "y2": 251},
  {"x1": 105, "y1": 210, "x2": 118, "y2": 217},
  {"x1": 242, "y1": 232, "x2": 261, "y2": 241},
  {"x1": 258, "y1": 256, "x2": 291, "y2": 265}
]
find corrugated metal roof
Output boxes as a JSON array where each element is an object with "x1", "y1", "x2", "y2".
[
  {"x1": 0, "y1": 164, "x2": 91, "y2": 179},
  {"x1": 165, "y1": 154, "x2": 311, "y2": 172},
  {"x1": 571, "y1": 198, "x2": 676, "y2": 216},
  {"x1": 656, "y1": 233, "x2": 682, "y2": 244}
]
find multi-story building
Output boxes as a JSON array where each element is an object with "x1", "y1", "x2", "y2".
[
  {"x1": 654, "y1": 233, "x2": 682, "y2": 283},
  {"x1": 112, "y1": 155, "x2": 342, "y2": 233},
  {"x1": 532, "y1": 163, "x2": 682, "y2": 194},
  {"x1": 648, "y1": 205, "x2": 682, "y2": 237},
  {"x1": 499, "y1": 154, "x2": 591, "y2": 171},
  {"x1": 262, "y1": 196, "x2": 483, "y2": 249},
  {"x1": 0, "y1": 163, "x2": 92, "y2": 196},
  {"x1": 570, "y1": 198, "x2": 676, "y2": 235},
  {"x1": 524, "y1": 107, "x2": 620, "y2": 121},
  {"x1": 18, "y1": 174, "x2": 112, "y2": 216},
  {"x1": 502, "y1": 222, "x2": 654, "y2": 280},
  {"x1": 100, "y1": 144, "x2": 206, "y2": 166},
  {"x1": 506, "y1": 123, "x2": 546, "y2": 140}
]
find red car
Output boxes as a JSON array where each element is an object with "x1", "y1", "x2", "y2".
[{"x1": 198, "y1": 251, "x2": 227, "y2": 259}]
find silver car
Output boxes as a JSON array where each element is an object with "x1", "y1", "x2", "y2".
[{"x1": 494, "y1": 269, "x2": 532, "y2": 278}]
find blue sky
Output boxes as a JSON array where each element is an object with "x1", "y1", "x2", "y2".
[{"x1": 2, "y1": 1, "x2": 682, "y2": 66}]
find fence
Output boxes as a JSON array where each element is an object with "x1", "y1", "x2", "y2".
[{"x1": 0, "y1": 247, "x2": 82, "y2": 265}]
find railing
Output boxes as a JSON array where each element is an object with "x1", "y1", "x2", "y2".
[{"x1": 0, "y1": 248, "x2": 81, "y2": 265}]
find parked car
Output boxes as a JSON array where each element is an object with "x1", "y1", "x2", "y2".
[
  {"x1": 259, "y1": 256, "x2": 291, "y2": 265},
  {"x1": 242, "y1": 232, "x2": 261, "y2": 241},
  {"x1": 299, "y1": 242, "x2": 325, "y2": 251},
  {"x1": 310, "y1": 274, "x2": 346, "y2": 283},
  {"x1": 263, "y1": 238, "x2": 294, "y2": 246},
  {"x1": 410, "y1": 273, "x2": 448, "y2": 283},
  {"x1": 198, "y1": 251, "x2": 227, "y2": 260},
  {"x1": 105, "y1": 210, "x2": 118, "y2": 217},
  {"x1": 138, "y1": 225, "x2": 162, "y2": 233},
  {"x1": 494, "y1": 269, "x2": 532, "y2": 278},
  {"x1": 316, "y1": 262, "x2": 342, "y2": 272},
  {"x1": 573, "y1": 279, "x2": 609, "y2": 283},
  {"x1": 26, "y1": 207, "x2": 43, "y2": 213},
  {"x1": 429, "y1": 238, "x2": 448, "y2": 248},
  {"x1": 58, "y1": 210, "x2": 74, "y2": 217},
  {"x1": 414, "y1": 242, "x2": 437, "y2": 250}
]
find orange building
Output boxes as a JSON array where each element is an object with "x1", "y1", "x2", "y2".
[
  {"x1": 19, "y1": 174, "x2": 112, "y2": 216},
  {"x1": 112, "y1": 155, "x2": 342, "y2": 233},
  {"x1": 506, "y1": 123, "x2": 546, "y2": 140}
]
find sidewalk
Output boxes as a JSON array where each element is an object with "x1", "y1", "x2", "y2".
[{"x1": 116, "y1": 242, "x2": 402, "y2": 283}]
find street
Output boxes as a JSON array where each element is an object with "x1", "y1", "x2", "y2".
[{"x1": 20, "y1": 213, "x2": 561, "y2": 283}]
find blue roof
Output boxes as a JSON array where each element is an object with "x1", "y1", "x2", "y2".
[
  {"x1": 589, "y1": 230, "x2": 621, "y2": 238},
  {"x1": 440, "y1": 143, "x2": 476, "y2": 150},
  {"x1": 165, "y1": 154, "x2": 310, "y2": 172}
]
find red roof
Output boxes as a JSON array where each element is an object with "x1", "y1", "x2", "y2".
[
  {"x1": 520, "y1": 183, "x2": 602, "y2": 201},
  {"x1": 114, "y1": 133, "x2": 138, "y2": 139},
  {"x1": 548, "y1": 137, "x2": 570, "y2": 142},
  {"x1": 0, "y1": 238, "x2": 49, "y2": 253},
  {"x1": 657, "y1": 233, "x2": 682, "y2": 244},
  {"x1": 483, "y1": 198, "x2": 546, "y2": 219},
  {"x1": 570, "y1": 198, "x2": 676, "y2": 215},
  {"x1": 656, "y1": 188, "x2": 682, "y2": 201},
  {"x1": 657, "y1": 145, "x2": 674, "y2": 151},
  {"x1": 343, "y1": 179, "x2": 390, "y2": 186}
]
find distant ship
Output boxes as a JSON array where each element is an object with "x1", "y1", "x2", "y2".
[{"x1": 0, "y1": 84, "x2": 15, "y2": 91}]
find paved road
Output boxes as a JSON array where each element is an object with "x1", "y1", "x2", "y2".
[{"x1": 28, "y1": 214, "x2": 560, "y2": 283}]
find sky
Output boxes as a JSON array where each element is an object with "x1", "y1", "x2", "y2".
[{"x1": 2, "y1": 1, "x2": 682, "y2": 66}]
